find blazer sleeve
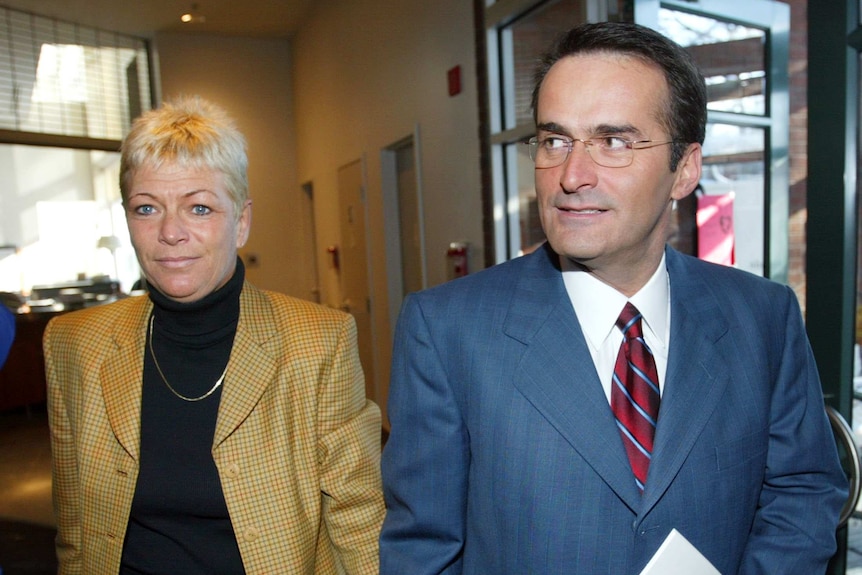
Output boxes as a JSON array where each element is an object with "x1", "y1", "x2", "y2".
[
  {"x1": 379, "y1": 294, "x2": 468, "y2": 575},
  {"x1": 43, "y1": 317, "x2": 83, "y2": 575},
  {"x1": 0, "y1": 303, "x2": 14, "y2": 369},
  {"x1": 317, "y1": 312, "x2": 386, "y2": 574},
  {"x1": 739, "y1": 285, "x2": 848, "y2": 574}
]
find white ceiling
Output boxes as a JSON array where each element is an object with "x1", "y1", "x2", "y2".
[{"x1": 0, "y1": 0, "x2": 315, "y2": 38}]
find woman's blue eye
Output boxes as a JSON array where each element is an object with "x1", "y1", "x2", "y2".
[
  {"x1": 193, "y1": 205, "x2": 211, "y2": 215},
  {"x1": 135, "y1": 205, "x2": 155, "y2": 215}
]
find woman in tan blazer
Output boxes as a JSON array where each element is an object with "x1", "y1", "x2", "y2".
[{"x1": 43, "y1": 97, "x2": 384, "y2": 574}]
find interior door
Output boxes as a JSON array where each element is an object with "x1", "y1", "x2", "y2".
[{"x1": 336, "y1": 160, "x2": 376, "y2": 401}]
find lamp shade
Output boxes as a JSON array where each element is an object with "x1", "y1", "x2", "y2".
[{"x1": 97, "y1": 235, "x2": 122, "y2": 251}]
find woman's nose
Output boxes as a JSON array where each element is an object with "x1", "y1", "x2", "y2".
[{"x1": 159, "y1": 212, "x2": 188, "y2": 244}]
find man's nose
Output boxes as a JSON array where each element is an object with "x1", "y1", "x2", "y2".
[{"x1": 559, "y1": 141, "x2": 598, "y2": 191}]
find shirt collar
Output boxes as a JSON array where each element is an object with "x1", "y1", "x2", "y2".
[{"x1": 561, "y1": 253, "x2": 670, "y2": 352}]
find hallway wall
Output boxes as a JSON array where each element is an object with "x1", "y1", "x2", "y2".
[
  {"x1": 149, "y1": 4, "x2": 482, "y2": 418},
  {"x1": 292, "y1": 0, "x2": 483, "y2": 418},
  {"x1": 153, "y1": 33, "x2": 313, "y2": 302}
]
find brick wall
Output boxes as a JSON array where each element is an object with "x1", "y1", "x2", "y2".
[{"x1": 783, "y1": 0, "x2": 808, "y2": 310}]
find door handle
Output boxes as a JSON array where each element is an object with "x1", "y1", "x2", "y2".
[{"x1": 327, "y1": 245, "x2": 340, "y2": 271}]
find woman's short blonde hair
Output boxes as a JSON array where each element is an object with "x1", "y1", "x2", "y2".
[{"x1": 119, "y1": 96, "x2": 249, "y2": 218}]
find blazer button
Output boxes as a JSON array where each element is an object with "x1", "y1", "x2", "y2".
[
  {"x1": 244, "y1": 526, "x2": 260, "y2": 541},
  {"x1": 226, "y1": 463, "x2": 240, "y2": 478}
]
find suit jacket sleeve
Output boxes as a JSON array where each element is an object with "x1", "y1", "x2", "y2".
[
  {"x1": 44, "y1": 315, "x2": 83, "y2": 575},
  {"x1": 0, "y1": 303, "x2": 14, "y2": 369},
  {"x1": 739, "y1": 284, "x2": 847, "y2": 574},
  {"x1": 317, "y1": 312, "x2": 386, "y2": 574},
  {"x1": 379, "y1": 294, "x2": 468, "y2": 575}
]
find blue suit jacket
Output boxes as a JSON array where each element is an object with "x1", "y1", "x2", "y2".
[
  {"x1": 0, "y1": 303, "x2": 14, "y2": 369},
  {"x1": 380, "y1": 244, "x2": 847, "y2": 575}
]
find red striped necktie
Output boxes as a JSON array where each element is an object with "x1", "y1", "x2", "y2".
[{"x1": 611, "y1": 302, "x2": 661, "y2": 492}]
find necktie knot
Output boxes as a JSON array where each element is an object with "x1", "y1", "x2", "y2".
[{"x1": 616, "y1": 302, "x2": 644, "y2": 340}]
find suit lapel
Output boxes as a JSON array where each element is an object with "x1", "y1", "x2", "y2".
[
  {"x1": 504, "y1": 246, "x2": 642, "y2": 508},
  {"x1": 101, "y1": 298, "x2": 150, "y2": 461},
  {"x1": 99, "y1": 286, "x2": 278, "y2": 456},
  {"x1": 213, "y1": 284, "x2": 278, "y2": 448},
  {"x1": 640, "y1": 250, "x2": 731, "y2": 512}
]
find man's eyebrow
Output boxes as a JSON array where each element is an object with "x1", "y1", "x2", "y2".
[
  {"x1": 592, "y1": 123, "x2": 641, "y2": 136},
  {"x1": 536, "y1": 122, "x2": 570, "y2": 136},
  {"x1": 536, "y1": 122, "x2": 644, "y2": 137}
]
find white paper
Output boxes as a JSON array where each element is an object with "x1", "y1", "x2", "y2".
[{"x1": 638, "y1": 528, "x2": 721, "y2": 575}]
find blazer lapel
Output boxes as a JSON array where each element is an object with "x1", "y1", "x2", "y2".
[
  {"x1": 640, "y1": 250, "x2": 731, "y2": 512},
  {"x1": 101, "y1": 299, "x2": 150, "y2": 461},
  {"x1": 213, "y1": 284, "x2": 278, "y2": 448},
  {"x1": 98, "y1": 287, "x2": 278, "y2": 455},
  {"x1": 504, "y1": 246, "x2": 642, "y2": 508}
]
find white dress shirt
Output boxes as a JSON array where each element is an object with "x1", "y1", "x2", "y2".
[{"x1": 561, "y1": 254, "x2": 670, "y2": 402}]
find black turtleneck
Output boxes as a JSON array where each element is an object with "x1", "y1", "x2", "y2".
[{"x1": 120, "y1": 258, "x2": 246, "y2": 575}]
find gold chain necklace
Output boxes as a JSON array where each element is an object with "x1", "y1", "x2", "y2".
[{"x1": 148, "y1": 314, "x2": 227, "y2": 402}]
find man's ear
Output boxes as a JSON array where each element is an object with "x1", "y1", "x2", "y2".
[{"x1": 671, "y1": 143, "x2": 703, "y2": 201}]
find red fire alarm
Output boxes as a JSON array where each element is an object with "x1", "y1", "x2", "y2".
[{"x1": 448, "y1": 65, "x2": 462, "y2": 97}]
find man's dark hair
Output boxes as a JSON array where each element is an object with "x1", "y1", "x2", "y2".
[{"x1": 530, "y1": 21, "x2": 707, "y2": 171}]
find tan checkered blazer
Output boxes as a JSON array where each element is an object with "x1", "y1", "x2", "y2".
[{"x1": 44, "y1": 282, "x2": 384, "y2": 574}]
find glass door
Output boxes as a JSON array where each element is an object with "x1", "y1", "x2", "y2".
[
  {"x1": 850, "y1": 7, "x2": 862, "y2": 573},
  {"x1": 637, "y1": 0, "x2": 790, "y2": 281},
  {"x1": 805, "y1": 3, "x2": 862, "y2": 573}
]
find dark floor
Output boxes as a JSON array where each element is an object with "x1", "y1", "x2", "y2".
[
  {"x1": 0, "y1": 405, "x2": 56, "y2": 575},
  {"x1": 2, "y1": 403, "x2": 862, "y2": 574},
  {"x1": 0, "y1": 402, "x2": 385, "y2": 575}
]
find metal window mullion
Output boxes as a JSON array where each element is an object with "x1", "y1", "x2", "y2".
[
  {"x1": 500, "y1": 26, "x2": 517, "y2": 131},
  {"x1": 504, "y1": 143, "x2": 523, "y2": 258}
]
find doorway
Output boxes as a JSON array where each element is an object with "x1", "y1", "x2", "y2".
[
  {"x1": 300, "y1": 181, "x2": 321, "y2": 304},
  {"x1": 381, "y1": 131, "x2": 426, "y2": 334},
  {"x1": 336, "y1": 160, "x2": 376, "y2": 402}
]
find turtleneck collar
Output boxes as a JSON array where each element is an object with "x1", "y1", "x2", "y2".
[{"x1": 148, "y1": 257, "x2": 244, "y2": 337}]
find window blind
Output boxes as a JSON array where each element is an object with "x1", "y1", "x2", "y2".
[{"x1": 0, "y1": 5, "x2": 152, "y2": 141}]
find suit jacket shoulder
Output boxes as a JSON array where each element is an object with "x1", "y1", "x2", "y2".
[
  {"x1": 664, "y1": 247, "x2": 798, "y2": 333},
  {"x1": 408, "y1": 242, "x2": 563, "y2": 315},
  {"x1": 245, "y1": 283, "x2": 354, "y2": 331},
  {"x1": 43, "y1": 295, "x2": 151, "y2": 366}
]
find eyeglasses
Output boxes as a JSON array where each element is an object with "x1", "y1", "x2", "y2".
[{"x1": 525, "y1": 135, "x2": 676, "y2": 169}]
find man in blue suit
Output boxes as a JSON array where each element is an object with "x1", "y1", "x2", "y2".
[{"x1": 379, "y1": 21, "x2": 847, "y2": 574}]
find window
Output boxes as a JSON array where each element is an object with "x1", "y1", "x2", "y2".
[
  {"x1": 484, "y1": 0, "x2": 628, "y2": 262},
  {"x1": 0, "y1": 6, "x2": 153, "y2": 299},
  {"x1": 0, "y1": 6, "x2": 150, "y2": 139},
  {"x1": 658, "y1": 9, "x2": 771, "y2": 275}
]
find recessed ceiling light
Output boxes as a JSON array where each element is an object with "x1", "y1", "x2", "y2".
[{"x1": 181, "y1": 3, "x2": 206, "y2": 24}]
